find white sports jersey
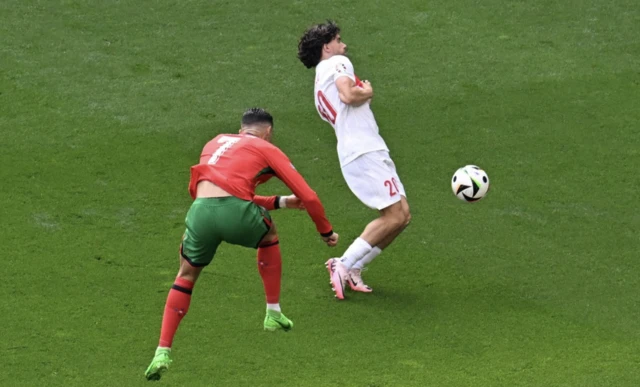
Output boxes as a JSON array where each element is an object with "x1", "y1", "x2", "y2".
[{"x1": 314, "y1": 55, "x2": 389, "y2": 166}]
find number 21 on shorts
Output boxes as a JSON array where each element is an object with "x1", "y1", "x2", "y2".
[{"x1": 384, "y1": 178, "x2": 400, "y2": 197}]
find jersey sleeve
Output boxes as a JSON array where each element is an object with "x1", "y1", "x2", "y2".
[
  {"x1": 252, "y1": 195, "x2": 279, "y2": 211},
  {"x1": 331, "y1": 55, "x2": 356, "y2": 83},
  {"x1": 261, "y1": 145, "x2": 333, "y2": 235}
]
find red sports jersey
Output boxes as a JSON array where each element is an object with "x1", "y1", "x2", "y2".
[{"x1": 188, "y1": 133, "x2": 332, "y2": 235}]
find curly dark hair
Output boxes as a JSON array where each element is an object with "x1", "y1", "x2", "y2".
[
  {"x1": 241, "y1": 107, "x2": 273, "y2": 127},
  {"x1": 297, "y1": 20, "x2": 341, "y2": 69}
]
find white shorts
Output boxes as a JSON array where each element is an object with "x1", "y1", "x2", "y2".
[{"x1": 341, "y1": 150, "x2": 407, "y2": 210}]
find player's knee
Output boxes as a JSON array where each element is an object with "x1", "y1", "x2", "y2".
[
  {"x1": 389, "y1": 206, "x2": 411, "y2": 231},
  {"x1": 385, "y1": 210, "x2": 407, "y2": 231},
  {"x1": 381, "y1": 200, "x2": 410, "y2": 230},
  {"x1": 177, "y1": 259, "x2": 202, "y2": 283},
  {"x1": 260, "y1": 223, "x2": 278, "y2": 244},
  {"x1": 403, "y1": 208, "x2": 412, "y2": 228},
  {"x1": 396, "y1": 210, "x2": 411, "y2": 230},
  {"x1": 400, "y1": 198, "x2": 411, "y2": 228}
]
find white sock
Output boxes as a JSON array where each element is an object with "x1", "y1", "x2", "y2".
[
  {"x1": 267, "y1": 303, "x2": 281, "y2": 313},
  {"x1": 352, "y1": 246, "x2": 382, "y2": 270},
  {"x1": 340, "y1": 237, "x2": 372, "y2": 269}
]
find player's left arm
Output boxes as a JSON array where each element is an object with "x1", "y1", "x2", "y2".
[{"x1": 262, "y1": 147, "x2": 333, "y2": 236}]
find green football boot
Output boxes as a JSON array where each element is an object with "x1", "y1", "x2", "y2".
[
  {"x1": 145, "y1": 347, "x2": 172, "y2": 381},
  {"x1": 263, "y1": 309, "x2": 293, "y2": 332}
]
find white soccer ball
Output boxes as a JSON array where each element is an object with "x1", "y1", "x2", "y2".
[{"x1": 451, "y1": 165, "x2": 490, "y2": 202}]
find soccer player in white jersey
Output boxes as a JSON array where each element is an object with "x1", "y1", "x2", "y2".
[{"x1": 297, "y1": 20, "x2": 411, "y2": 300}]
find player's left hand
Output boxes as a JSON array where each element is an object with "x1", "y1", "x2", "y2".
[{"x1": 284, "y1": 195, "x2": 305, "y2": 210}]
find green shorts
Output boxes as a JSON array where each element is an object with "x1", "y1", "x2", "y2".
[{"x1": 180, "y1": 197, "x2": 272, "y2": 267}]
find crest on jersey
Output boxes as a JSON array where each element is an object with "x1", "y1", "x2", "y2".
[{"x1": 335, "y1": 63, "x2": 347, "y2": 73}]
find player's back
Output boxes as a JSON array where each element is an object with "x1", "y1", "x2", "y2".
[
  {"x1": 314, "y1": 55, "x2": 388, "y2": 166},
  {"x1": 189, "y1": 134, "x2": 276, "y2": 199}
]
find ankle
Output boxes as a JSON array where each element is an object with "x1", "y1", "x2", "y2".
[{"x1": 267, "y1": 303, "x2": 281, "y2": 313}]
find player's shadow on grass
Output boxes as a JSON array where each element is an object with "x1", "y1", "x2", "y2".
[{"x1": 346, "y1": 283, "x2": 435, "y2": 310}]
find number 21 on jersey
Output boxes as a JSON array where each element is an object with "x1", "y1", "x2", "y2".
[{"x1": 317, "y1": 91, "x2": 336, "y2": 124}]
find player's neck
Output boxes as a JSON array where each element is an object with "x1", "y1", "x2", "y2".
[
  {"x1": 240, "y1": 130, "x2": 264, "y2": 140},
  {"x1": 321, "y1": 52, "x2": 337, "y2": 62}
]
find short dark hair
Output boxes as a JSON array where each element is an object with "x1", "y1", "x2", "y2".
[
  {"x1": 241, "y1": 107, "x2": 273, "y2": 127},
  {"x1": 297, "y1": 20, "x2": 341, "y2": 69}
]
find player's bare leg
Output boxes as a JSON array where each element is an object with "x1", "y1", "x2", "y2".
[
  {"x1": 360, "y1": 195, "x2": 411, "y2": 255},
  {"x1": 258, "y1": 223, "x2": 293, "y2": 332},
  {"x1": 361, "y1": 196, "x2": 411, "y2": 248},
  {"x1": 328, "y1": 196, "x2": 410, "y2": 297},
  {"x1": 146, "y1": 254, "x2": 203, "y2": 381},
  {"x1": 347, "y1": 196, "x2": 410, "y2": 291}
]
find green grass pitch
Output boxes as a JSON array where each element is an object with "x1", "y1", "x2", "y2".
[{"x1": 1, "y1": 0, "x2": 639, "y2": 386}]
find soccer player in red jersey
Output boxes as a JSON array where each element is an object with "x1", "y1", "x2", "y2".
[{"x1": 145, "y1": 108, "x2": 339, "y2": 381}]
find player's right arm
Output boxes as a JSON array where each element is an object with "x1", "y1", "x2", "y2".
[{"x1": 336, "y1": 77, "x2": 373, "y2": 106}]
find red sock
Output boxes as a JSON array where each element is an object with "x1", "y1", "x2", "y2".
[
  {"x1": 257, "y1": 240, "x2": 282, "y2": 304},
  {"x1": 158, "y1": 277, "x2": 194, "y2": 348}
]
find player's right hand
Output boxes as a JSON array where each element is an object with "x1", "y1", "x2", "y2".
[{"x1": 322, "y1": 232, "x2": 339, "y2": 247}]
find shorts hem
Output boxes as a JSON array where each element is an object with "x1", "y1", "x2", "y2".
[
  {"x1": 180, "y1": 244, "x2": 210, "y2": 267},
  {"x1": 373, "y1": 193, "x2": 404, "y2": 210}
]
